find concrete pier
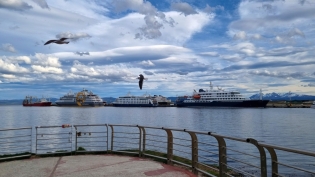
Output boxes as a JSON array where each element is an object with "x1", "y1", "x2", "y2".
[{"x1": 0, "y1": 155, "x2": 197, "y2": 177}]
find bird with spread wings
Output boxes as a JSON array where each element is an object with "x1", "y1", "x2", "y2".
[{"x1": 44, "y1": 38, "x2": 69, "y2": 45}]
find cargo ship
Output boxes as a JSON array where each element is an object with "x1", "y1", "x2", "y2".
[
  {"x1": 176, "y1": 82, "x2": 269, "y2": 107},
  {"x1": 23, "y1": 96, "x2": 52, "y2": 106}
]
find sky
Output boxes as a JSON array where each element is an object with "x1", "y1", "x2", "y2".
[{"x1": 0, "y1": 0, "x2": 315, "y2": 99}]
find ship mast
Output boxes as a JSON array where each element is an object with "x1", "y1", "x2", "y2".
[
  {"x1": 259, "y1": 88, "x2": 263, "y2": 100},
  {"x1": 209, "y1": 81, "x2": 213, "y2": 91}
]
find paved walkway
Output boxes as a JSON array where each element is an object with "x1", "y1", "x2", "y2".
[{"x1": 0, "y1": 155, "x2": 197, "y2": 177}]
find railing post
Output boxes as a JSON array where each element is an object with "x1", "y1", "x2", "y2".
[
  {"x1": 264, "y1": 146, "x2": 278, "y2": 177},
  {"x1": 74, "y1": 126, "x2": 78, "y2": 152},
  {"x1": 35, "y1": 127, "x2": 38, "y2": 154},
  {"x1": 212, "y1": 133, "x2": 227, "y2": 177},
  {"x1": 247, "y1": 138, "x2": 267, "y2": 177},
  {"x1": 106, "y1": 124, "x2": 109, "y2": 153},
  {"x1": 140, "y1": 127, "x2": 146, "y2": 157},
  {"x1": 187, "y1": 131, "x2": 198, "y2": 175},
  {"x1": 109, "y1": 125, "x2": 114, "y2": 152},
  {"x1": 137, "y1": 125, "x2": 142, "y2": 157},
  {"x1": 163, "y1": 128, "x2": 173, "y2": 165}
]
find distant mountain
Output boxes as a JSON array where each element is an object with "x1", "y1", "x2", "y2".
[{"x1": 250, "y1": 92, "x2": 315, "y2": 101}]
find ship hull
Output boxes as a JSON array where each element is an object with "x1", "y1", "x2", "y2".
[
  {"x1": 176, "y1": 100, "x2": 269, "y2": 108},
  {"x1": 23, "y1": 102, "x2": 52, "y2": 106},
  {"x1": 55, "y1": 102, "x2": 103, "y2": 107},
  {"x1": 112, "y1": 103, "x2": 157, "y2": 107}
]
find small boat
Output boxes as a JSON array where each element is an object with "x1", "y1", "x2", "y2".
[
  {"x1": 23, "y1": 96, "x2": 52, "y2": 106},
  {"x1": 311, "y1": 101, "x2": 315, "y2": 109}
]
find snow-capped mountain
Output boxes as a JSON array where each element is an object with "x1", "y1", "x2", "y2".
[{"x1": 250, "y1": 92, "x2": 315, "y2": 101}]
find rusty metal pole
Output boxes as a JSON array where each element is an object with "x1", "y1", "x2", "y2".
[
  {"x1": 164, "y1": 128, "x2": 173, "y2": 165},
  {"x1": 187, "y1": 131, "x2": 198, "y2": 175},
  {"x1": 212, "y1": 134, "x2": 227, "y2": 177},
  {"x1": 247, "y1": 138, "x2": 267, "y2": 177},
  {"x1": 264, "y1": 146, "x2": 278, "y2": 177}
]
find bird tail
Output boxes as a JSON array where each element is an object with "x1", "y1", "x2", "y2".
[{"x1": 66, "y1": 42, "x2": 69, "y2": 44}]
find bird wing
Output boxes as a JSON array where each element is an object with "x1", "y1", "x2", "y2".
[
  {"x1": 44, "y1": 40, "x2": 56, "y2": 45},
  {"x1": 59, "y1": 38, "x2": 68, "y2": 41}
]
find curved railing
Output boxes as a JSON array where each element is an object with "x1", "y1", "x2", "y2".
[{"x1": 0, "y1": 124, "x2": 314, "y2": 177}]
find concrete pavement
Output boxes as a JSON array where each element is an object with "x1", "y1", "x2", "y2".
[{"x1": 0, "y1": 155, "x2": 197, "y2": 177}]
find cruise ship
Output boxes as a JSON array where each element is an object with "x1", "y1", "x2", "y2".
[
  {"x1": 55, "y1": 89, "x2": 104, "y2": 107},
  {"x1": 176, "y1": 82, "x2": 269, "y2": 107},
  {"x1": 112, "y1": 93, "x2": 158, "y2": 107},
  {"x1": 311, "y1": 101, "x2": 315, "y2": 109},
  {"x1": 150, "y1": 95, "x2": 172, "y2": 106}
]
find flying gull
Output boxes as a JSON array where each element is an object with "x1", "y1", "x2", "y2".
[
  {"x1": 44, "y1": 38, "x2": 69, "y2": 45},
  {"x1": 138, "y1": 74, "x2": 148, "y2": 90}
]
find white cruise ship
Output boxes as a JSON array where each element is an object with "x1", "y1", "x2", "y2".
[
  {"x1": 112, "y1": 93, "x2": 158, "y2": 107},
  {"x1": 176, "y1": 82, "x2": 269, "y2": 107},
  {"x1": 55, "y1": 89, "x2": 104, "y2": 107},
  {"x1": 150, "y1": 95, "x2": 172, "y2": 106}
]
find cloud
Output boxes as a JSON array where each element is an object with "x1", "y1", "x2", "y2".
[
  {"x1": 31, "y1": 65, "x2": 63, "y2": 74},
  {"x1": 220, "y1": 54, "x2": 243, "y2": 62},
  {"x1": 249, "y1": 70, "x2": 306, "y2": 79},
  {"x1": 32, "y1": 0, "x2": 49, "y2": 9},
  {"x1": 143, "y1": 71, "x2": 154, "y2": 75},
  {"x1": 199, "y1": 52, "x2": 219, "y2": 57},
  {"x1": 7, "y1": 56, "x2": 31, "y2": 64},
  {"x1": 139, "y1": 60, "x2": 155, "y2": 67},
  {"x1": 33, "y1": 53, "x2": 62, "y2": 67},
  {"x1": 204, "y1": 4, "x2": 224, "y2": 13},
  {"x1": 112, "y1": 0, "x2": 173, "y2": 39},
  {"x1": 287, "y1": 28, "x2": 305, "y2": 38},
  {"x1": 1, "y1": 43, "x2": 16, "y2": 53},
  {"x1": 171, "y1": 2, "x2": 198, "y2": 16},
  {"x1": 56, "y1": 32, "x2": 91, "y2": 41},
  {"x1": 0, "y1": 58, "x2": 29, "y2": 74},
  {"x1": 220, "y1": 60, "x2": 315, "y2": 72},
  {"x1": 0, "y1": 0, "x2": 32, "y2": 11},
  {"x1": 75, "y1": 52, "x2": 90, "y2": 56},
  {"x1": 233, "y1": 31, "x2": 247, "y2": 40}
]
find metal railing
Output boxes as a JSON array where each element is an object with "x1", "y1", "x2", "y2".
[
  {"x1": 0, "y1": 127, "x2": 32, "y2": 161},
  {"x1": 35, "y1": 125, "x2": 73, "y2": 155},
  {"x1": 0, "y1": 124, "x2": 314, "y2": 177}
]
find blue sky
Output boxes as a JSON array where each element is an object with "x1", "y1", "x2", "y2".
[{"x1": 0, "y1": 0, "x2": 315, "y2": 99}]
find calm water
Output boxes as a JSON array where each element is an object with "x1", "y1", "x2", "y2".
[{"x1": 1, "y1": 105, "x2": 314, "y2": 175}]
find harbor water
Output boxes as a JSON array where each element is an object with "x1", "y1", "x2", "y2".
[{"x1": 0, "y1": 105, "x2": 314, "y2": 175}]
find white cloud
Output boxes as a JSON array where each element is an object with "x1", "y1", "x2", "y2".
[
  {"x1": 56, "y1": 32, "x2": 91, "y2": 41},
  {"x1": 1, "y1": 43, "x2": 16, "y2": 53},
  {"x1": 31, "y1": 65, "x2": 63, "y2": 74},
  {"x1": 0, "y1": 58, "x2": 29, "y2": 73},
  {"x1": 1, "y1": 74, "x2": 16, "y2": 79},
  {"x1": 0, "y1": 0, "x2": 32, "y2": 11},
  {"x1": 171, "y1": 2, "x2": 198, "y2": 16},
  {"x1": 233, "y1": 31, "x2": 247, "y2": 40},
  {"x1": 7, "y1": 56, "x2": 31, "y2": 64},
  {"x1": 33, "y1": 53, "x2": 61, "y2": 67},
  {"x1": 139, "y1": 60, "x2": 155, "y2": 66},
  {"x1": 32, "y1": 0, "x2": 49, "y2": 9}
]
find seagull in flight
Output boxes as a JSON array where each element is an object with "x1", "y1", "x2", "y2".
[
  {"x1": 44, "y1": 38, "x2": 69, "y2": 45},
  {"x1": 138, "y1": 74, "x2": 148, "y2": 90}
]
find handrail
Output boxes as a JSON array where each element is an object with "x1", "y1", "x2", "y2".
[{"x1": 0, "y1": 124, "x2": 314, "y2": 177}]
